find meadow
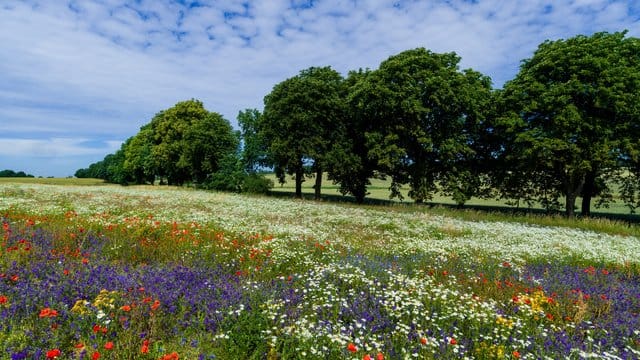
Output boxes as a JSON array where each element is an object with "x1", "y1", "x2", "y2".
[{"x1": 1, "y1": 181, "x2": 639, "y2": 359}]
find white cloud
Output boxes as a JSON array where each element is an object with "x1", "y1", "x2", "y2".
[
  {"x1": 0, "y1": 138, "x2": 122, "y2": 157},
  {"x1": 0, "y1": 0, "x2": 638, "y2": 176}
]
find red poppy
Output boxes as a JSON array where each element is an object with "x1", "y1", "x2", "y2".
[
  {"x1": 46, "y1": 349, "x2": 61, "y2": 359},
  {"x1": 420, "y1": 337, "x2": 427, "y2": 345},
  {"x1": 513, "y1": 350, "x2": 521, "y2": 358},
  {"x1": 159, "y1": 352, "x2": 179, "y2": 360},
  {"x1": 92, "y1": 352, "x2": 101, "y2": 360},
  {"x1": 0, "y1": 295, "x2": 7, "y2": 304},
  {"x1": 121, "y1": 305, "x2": 132, "y2": 312},
  {"x1": 347, "y1": 343, "x2": 357, "y2": 353},
  {"x1": 449, "y1": 338, "x2": 458, "y2": 345},
  {"x1": 151, "y1": 300, "x2": 161, "y2": 311},
  {"x1": 363, "y1": 355, "x2": 371, "y2": 360},
  {"x1": 104, "y1": 341, "x2": 114, "y2": 350},
  {"x1": 141, "y1": 339, "x2": 150, "y2": 354},
  {"x1": 39, "y1": 308, "x2": 58, "y2": 318},
  {"x1": 376, "y1": 353, "x2": 384, "y2": 360}
]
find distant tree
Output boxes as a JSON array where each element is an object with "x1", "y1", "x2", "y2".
[
  {"x1": 0, "y1": 169, "x2": 34, "y2": 177},
  {"x1": 353, "y1": 48, "x2": 493, "y2": 204},
  {"x1": 497, "y1": 31, "x2": 640, "y2": 217},
  {"x1": 123, "y1": 127, "x2": 155, "y2": 184},
  {"x1": 261, "y1": 66, "x2": 345, "y2": 199},
  {"x1": 182, "y1": 113, "x2": 239, "y2": 184},
  {"x1": 147, "y1": 99, "x2": 237, "y2": 186}
]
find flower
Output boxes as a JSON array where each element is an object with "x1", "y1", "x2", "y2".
[
  {"x1": 420, "y1": 337, "x2": 427, "y2": 345},
  {"x1": 159, "y1": 352, "x2": 179, "y2": 360},
  {"x1": 39, "y1": 308, "x2": 58, "y2": 318},
  {"x1": 0, "y1": 295, "x2": 7, "y2": 304},
  {"x1": 363, "y1": 355, "x2": 371, "y2": 360},
  {"x1": 104, "y1": 341, "x2": 114, "y2": 350},
  {"x1": 121, "y1": 304, "x2": 132, "y2": 312},
  {"x1": 513, "y1": 350, "x2": 521, "y2": 358},
  {"x1": 376, "y1": 353, "x2": 384, "y2": 360},
  {"x1": 46, "y1": 349, "x2": 61, "y2": 359},
  {"x1": 92, "y1": 352, "x2": 101, "y2": 360},
  {"x1": 141, "y1": 339, "x2": 150, "y2": 354},
  {"x1": 151, "y1": 300, "x2": 161, "y2": 311},
  {"x1": 347, "y1": 343, "x2": 357, "y2": 353},
  {"x1": 449, "y1": 338, "x2": 458, "y2": 345}
]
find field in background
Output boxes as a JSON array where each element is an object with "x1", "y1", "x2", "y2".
[
  {"x1": 0, "y1": 177, "x2": 107, "y2": 186},
  {"x1": 266, "y1": 173, "x2": 637, "y2": 218}
]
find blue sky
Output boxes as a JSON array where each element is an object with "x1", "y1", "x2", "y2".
[{"x1": 1, "y1": 0, "x2": 638, "y2": 177}]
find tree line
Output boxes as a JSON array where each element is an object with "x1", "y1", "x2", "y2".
[
  {"x1": 0, "y1": 169, "x2": 34, "y2": 178},
  {"x1": 77, "y1": 31, "x2": 640, "y2": 217}
]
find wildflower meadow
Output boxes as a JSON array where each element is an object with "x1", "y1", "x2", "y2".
[{"x1": 1, "y1": 183, "x2": 639, "y2": 359}]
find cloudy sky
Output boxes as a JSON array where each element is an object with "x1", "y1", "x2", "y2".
[{"x1": 1, "y1": 0, "x2": 638, "y2": 177}]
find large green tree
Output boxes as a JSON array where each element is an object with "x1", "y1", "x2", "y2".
[
  {"x1": 325, "y1": 69, "x2": 379, "y2": 203},
  {"x1": 148, "y1": 99, "x2": 236, "y2": 185},
  {"x1": 353, "y1": 48, "x2": 493, "y2": 204},
  {"x1": 261, "y1": 66, "x2": 345, "y2": 199},
  {"x1": 497, "y1": 31, "x2": 640, "y2": 217}
]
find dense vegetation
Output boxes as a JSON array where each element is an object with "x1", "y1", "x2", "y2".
[
  {"x1": 0, "y1": 169, "x2": 34, "y2": 178},
  {"x1": 77, "y1": 31, "x2": 640, "y2": 217}
]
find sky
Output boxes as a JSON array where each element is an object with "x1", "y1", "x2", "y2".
[{"x1": 1, "y1": 0, "x2": 638, "y2": 177}]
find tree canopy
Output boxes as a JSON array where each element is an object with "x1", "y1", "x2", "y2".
[
  {"x1": 496, "y1": 31, "x2": 640, "y2": 216},
  {"x1": 75, "y1": 31, "x2": 640, "y2": 217},
  {"x1": 261, "y1": 66, "x2": 345, "y2": 199}
]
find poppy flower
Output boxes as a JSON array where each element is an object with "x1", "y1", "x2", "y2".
[
  {"x1": 92, "y1": 352, "x2": 101, "y2": 360},
  {"x1": 159, "y1": 352, "x2": 179, "y2": 360},
  {"x1": 121, "y1": 305, "x2": 131, "y2": 312},
  {"x1": 104, "y1": 341, "x2": 114, "y2": 350},
  {"x1": 376, "y1": 353, "x2": 384, "y2": 360},
  {"x1": 46, "y1": 349, "x2": 61, "y2": 359},
  {"x1": 449, "y1": 338, "x2": 458, "y2": 345},
  {"x1": 420, "y1": 337, "x2": 427, "y2": 345},
  {"x1": 363, "y1": 355, "x2": 371, "y2": 360},
  {"x1": 150, "y1": 300, "x2": 161, "y2": 311},
  {"x1": 513, "y1": 350, "x2": 521, "y2": 358},
  {"x1": 347, "y1": 343, "x2": 357, "y2": 353},
  {"x1": 141, "y1": 339, "x2": 150, "y2": 354},
  {"x1": 39, "y1": 308, "x2": 58, "y2": 318},
  {"x1": 0, "y1": 295, "x2": 7, "y2": 304}
]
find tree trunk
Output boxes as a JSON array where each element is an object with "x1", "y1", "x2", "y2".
[
  {"x1": 581, "y1": 171, "x2": 596, "y2": 217},
  {"x1": 566, "y1": 192, "x2": 577, "y2": 218},
  {"x1": 295, "y1": 166, "x2": 303, "y2": 199},
  {"x1": 564, "y1": 175, "x2": 585, "y2": 218},
  {"x1": 314, "y1": 168, "x2": 322, "y2": 201}
]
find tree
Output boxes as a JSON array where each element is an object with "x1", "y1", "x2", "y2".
[
  {"x1": 497, "y1": 31, "x2": 640, "y2": 217},
  {"x1": 123, "y1": 126, "x2": 155, "y2": 184},
  {"x1": 325, "y1": 69, "x2": 379, "y2": 203},
  {"x1": 354, "y1": 48, "x2": 493, "y2": 204},
  {"x1": 261, "y1": 66, "x2": 345, "y2": 199},
  {"x1": 147, "y1": 99, "x2": 237, "y2": 186},
  {"x1": 182, "y1": 113, "x2": 239, "y2": 184}
]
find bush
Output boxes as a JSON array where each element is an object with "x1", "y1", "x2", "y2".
[{"x1": 242, "y1": 174, "x2": 273, "y2": 194}]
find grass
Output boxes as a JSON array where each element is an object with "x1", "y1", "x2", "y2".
[
  {"x1": 0, "y1": 182, "x2": 639, "y2": 359},
  {"x1": 0, "y1": 177, "x2": 107, "y2": 186},
  {"x1": 266, "y1": 173, "x2": 640, "y2": 237}
]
